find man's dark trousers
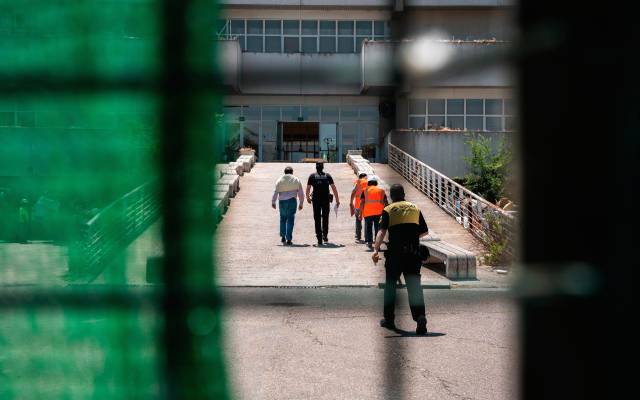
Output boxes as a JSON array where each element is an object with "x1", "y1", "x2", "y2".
[
  {"x1": 383, "y1": 255, "x2": 426, "y2": 323},
  {"x1": 312, "y1": 199, "x2": 330, "y2": 240},
  {"x1": 364, "y1": 214, "x2": 381, "y2": 244}
]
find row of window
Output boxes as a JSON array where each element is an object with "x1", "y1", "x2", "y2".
[
  {"x1": 217, "y1": 19, "x2": 390, "y2": 53},
  {"x1": 222, "y1": 105, "x2": 380, "y2": 122},
  {"x1": 408, "y1": 98, "x2": 515, "y2": 131}
]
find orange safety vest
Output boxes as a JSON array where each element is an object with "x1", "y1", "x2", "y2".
[
  {"x1": 353, "y1": 178, "x2": 368, "y2": 209},
  {"x1": 362, "y1": 186, "x2": 386, "y2": 218}
]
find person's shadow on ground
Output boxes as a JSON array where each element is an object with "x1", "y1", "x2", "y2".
[
  {"x1": 279, "y1": 243, "x2": 311, "y2": 248},
  {"x1": 381, "y1": 325, "x2": 446, "y2": 338},
  {"x1": 312, "y1": 243, "x2": 345, "y2": 248}
]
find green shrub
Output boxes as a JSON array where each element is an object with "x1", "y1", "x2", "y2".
[{"x1": 463, "y1": 133, "x2": 512, "y2": 203}]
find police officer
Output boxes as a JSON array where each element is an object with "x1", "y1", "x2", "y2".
[
  {"x1": 306, "y1": 162, "x2": 340, "y2": 246},
  {"x1": 372, "y1": 183, "x2": 429, "y2": 335}
]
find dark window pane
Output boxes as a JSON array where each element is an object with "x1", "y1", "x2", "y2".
[
  {"x1": 301, "y1": 37, "x2": 317, "y2": 53},
  {"x1": 265, "y1": 36, "x2": 281, "y2": 52},
  {"x1": 237, "y1": 35, "x2": 246, "y2": 51},
  {"x1": 359, "y1": 106, "x2": 378, "y2": 121},
  {"x1": 265, "y1": 20, "x2": 281, "y2": 34},
  {"x1": 262, "y1": 106, "x2": 280, "y2": 120},
  {"x1": 215, "y1": 19, "x2": 228, "y2": 35},
  {"x1": 301, "y1": 20, "x2": 317, "y2": 35},
  {"x1": 319, "y1": 20, "x2": 336, "y2": 35},
  {"x1": 338, "y1": 20, "x2": 353, "y2": 35},
  {"x1": 356, "y1": 21, "x2": 372, "y2": 35},
  {"x1": 447, "y1": 99, "x2": 464, "y2": 115},
  {"x1": 486, "y1": 116, "x2": 503, "y2": 131},
  {"x1": 338, "y1": 36, "x2": 354, "y2": 53},
  {"x1": 409, "y1": 116, "x2": 425, "y2": 129},
  {"x1": 447, "y1": 116, "x2": 464, "y2": 130},
  {"x1": 246, "y1": 36, "x2": 263, "y2": 52},
  {"x1": 302, "y1": 107, "x2": 319, "y2": 121},
  {"x1": 230, "y1": 19, "x2": 245, "y2": 34},
  {"x1": 284, "y1": 37, "x2": 299, "y2": 53},
  {"x1": 246, "y1": 20, "x2": 263, "y2": 34},
  {"x1": 321, "y1": 106, "x2": 338, "y2": 121},
  {"x1": 504, "y1": 98, "x2": 514, "y2": 115},
  {"x1": 485, "y1": 99, "x2": 503, "y2": 115},
  {"x1": 319, "y1": 36, "x2": 335, "y2": 52},
  {"x1": 466, "y1": 99, "x2": 483, "y2": 115},
  {"x1": 356, "y1": 36, "x2": 370, "y2": 52},
  {"x1": 243, "y1": 106, "x2": 261, "y2": 120},
  {"x1": 283, "y1": 20, "x2": 299, "y2": 35},
  {"x1": 374, "y1": 20, "x2": 389, "y2": 36},
  {"x1": 428, "y1": 99, "x2": 445, "y2": 115},
  {"x1": 281, "y1": 106, "x2": 299, "y2": 121},
  {"x1": 427, "y1": 116, "x2": 445, "y2": 129},
  {"x1": 466, "y1": 116, "x2": 483, "y2": 130},
  {"x1": 505, "y1": 116, "x2": 515, "y2": 131},
  {"x1": 409, "y1": 99, "x2": 426, "y2": 115},
  {"x1": 341, "y1": 106, "x2": 358, "y2": 121}
]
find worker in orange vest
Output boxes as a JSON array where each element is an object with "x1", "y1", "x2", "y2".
[
  {"x1": 349, "y1": 172, "x2": 368, "y2": 242},
  {"x1": 359, "y1": 176, "x2": 388, "y2": 250}
]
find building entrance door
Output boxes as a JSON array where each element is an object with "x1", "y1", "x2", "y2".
[{"x1": 277, "y1": 122, "x2": 319, "y2": 161}]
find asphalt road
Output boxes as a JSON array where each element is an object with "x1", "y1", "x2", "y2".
[{"x1": 222, "y1": 287, "x2": 518, "y2": 400}]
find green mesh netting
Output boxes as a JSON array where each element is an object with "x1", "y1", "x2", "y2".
[{"x1": 0, "y1": 1, "x2": 228, "y2": 398}]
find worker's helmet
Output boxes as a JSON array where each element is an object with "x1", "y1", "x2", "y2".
[{"x1": 367, "y1": 175, "x2": 378, "y2": 183}]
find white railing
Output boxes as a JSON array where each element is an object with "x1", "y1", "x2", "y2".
[{"x1": 388, "y1": 143, "x2": 516, "y2": 259}]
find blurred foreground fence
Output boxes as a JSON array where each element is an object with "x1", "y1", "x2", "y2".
[
  {"x1": 388, "y1": 143, "x2": 516, "y2": 262},
  {"x1": 68, "y1": 181, "x2": 160, "y2": 282}
]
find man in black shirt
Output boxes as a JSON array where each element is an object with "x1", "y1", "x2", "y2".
[
  {"x1": 372, "y1": 183, "x2": 429, "y2": 335},
  {"x1": 306, "y1": 162, "x2": 340, "y2": 246}
]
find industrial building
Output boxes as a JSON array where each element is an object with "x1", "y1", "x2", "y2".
[{"x1": 217, "y1": 0, "x2": 516, "y2": 162}]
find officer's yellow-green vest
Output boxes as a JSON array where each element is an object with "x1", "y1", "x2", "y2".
[
  {"x1": 362, "y1": 186, "x2": 386, "y2": 217},
  {"x1": 384, "y1": 201, "x2": 420, "y2": 227}
]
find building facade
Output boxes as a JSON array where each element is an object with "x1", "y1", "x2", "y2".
[{"x1": 218, "y1": 0, "x2": 516, "y2": 163}]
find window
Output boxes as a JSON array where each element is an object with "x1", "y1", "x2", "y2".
[
  {"x1": 283, "y1": 20, "x2": 299, "y2": 53},
  {"x1": 301, "y1": 20, "x2": 318, "y2": 53},
  {"x1": 408, "y1": 98, "x2": 513, "y2": 131},
  {"x1": 226, "y1": 19, "x2": 390, "y2": 54},
  {"x1": 337, "y1": 21, "x2": 354, "y2": 53},
  {"x1": 264, "y1": 20, "x2": 281, "y2": 52}
]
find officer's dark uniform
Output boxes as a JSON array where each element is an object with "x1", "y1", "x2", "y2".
[
  {"x1": 307, "y1": 169, "x2": 334, "y2": 243},
  {"x1": 379, "y1": 200, "x2": 428, "y2": 325}
]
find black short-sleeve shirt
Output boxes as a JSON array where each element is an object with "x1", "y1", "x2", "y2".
[{"x1": 307, "y1": 172, "x2": 334, "y2": 201}]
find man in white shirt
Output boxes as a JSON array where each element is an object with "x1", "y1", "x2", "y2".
[{"x1": 272, "y1": 166, "x2": 304, "y2": 245}]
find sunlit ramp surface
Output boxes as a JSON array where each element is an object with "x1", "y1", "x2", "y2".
[{"x1": 215, "y1": 162, "x2": 481, "y2": 287}]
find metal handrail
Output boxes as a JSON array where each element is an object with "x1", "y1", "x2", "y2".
[
  {"x1": 68, "y1": 180, "x2": 160, "y2": 282},
  {"x1": 387, "y1": 143, "x2": 516, "y2": 259}
]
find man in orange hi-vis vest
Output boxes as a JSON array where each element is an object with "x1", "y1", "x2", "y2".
[
  {"x1": 349, "y1": 172, "x2": 368, "y2": 242},
  {"x1": 359, "y1": 176, "x2": 388, "y2": 250}
]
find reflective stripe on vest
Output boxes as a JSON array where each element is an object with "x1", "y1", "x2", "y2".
[
  {"x1": 363, "y1": 186, "x2": 385, "y2": 217},
  {"x1": 384, "y1": 201, "x2": 420, "y2": 227},
  {"x1": 354, "y1": 178, "x2": 368, "y2": 209}
]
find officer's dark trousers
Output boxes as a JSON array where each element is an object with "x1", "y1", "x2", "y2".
[
  {"x1": 364, "y1": 214, "x2": 381, "y2": 244},
  {"x1": 312, "y1": 199, "x2": 330, "y2": 240},
  {"x1": 384, "y1": 255, "x2": 426, "y2": 323}
]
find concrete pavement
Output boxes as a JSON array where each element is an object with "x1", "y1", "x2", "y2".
[{"x1": 223, "y1": 287, "x2": 517, "y2": 400}]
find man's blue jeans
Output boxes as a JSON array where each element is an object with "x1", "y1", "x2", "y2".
[{"x1": 279, "y1": 198, "x2": 297, "y2": 241}]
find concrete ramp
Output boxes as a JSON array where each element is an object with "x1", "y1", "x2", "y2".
[{"x1": 215, "y1": 162, "x2": 481, "y2": 287}]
